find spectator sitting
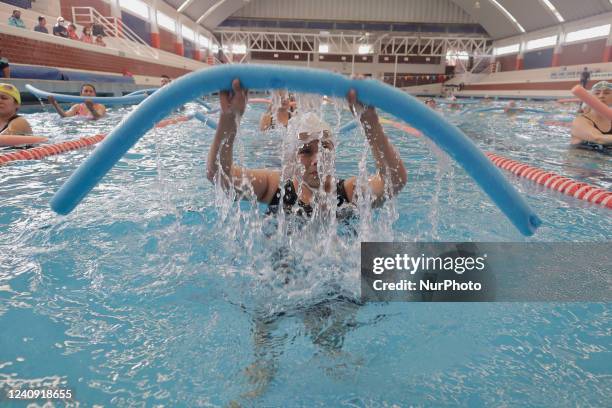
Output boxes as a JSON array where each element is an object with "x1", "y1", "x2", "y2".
[
  {"x1": 81, "y1": 26, "x2": 93, "y2": 44},
  {"x1": 92, "y1": 18, "x2": 106, "y2": 37},
  {"x1": 0, "y1": 50, "x2": 10, "y2": 78},
  {"x1": 95, "y1": 35, "x2": 106, "y2": 47},
  {"x1": 34, "y1": 16, "x2": 49, "y2": 34},
  {"x1": 67, "y1": 24, "x2": 79, "y2": 40},
  {"x1": 53, "y1": 17, "x2": 68, "y2": 38},
  {"x1": 8, "y1": 10, "x2": 26, "y2": 29}
]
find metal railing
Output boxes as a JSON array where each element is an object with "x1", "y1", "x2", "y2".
[{"x1": 72, "y1": 6, "x2": 158, "y2": 59}]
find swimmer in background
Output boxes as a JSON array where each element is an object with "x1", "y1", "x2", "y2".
[
  {"x1": 48, "y1": 83, "x2": 106, "y2": 120},
  {"x1": 0, "y1": 83, "x2": 32, "y2": 135},
  {"x1": 161, "y1": 74, "x2": 171, "y2": 87},
  {"x1": 503, "y1": 100, "x2": 518, "y2": 114},
  {"x1": 259, "y1": 90, "x2": 294, "y2": 131},
  {"x1": 424, "y1": 98, "x2": 437, "y2": 109},
  {"x1": 570, "y1": 81, "x2": 612, "y2": 153},
  {"x1": 208, "y1": 79, "x2": 407, "y2": 216}
]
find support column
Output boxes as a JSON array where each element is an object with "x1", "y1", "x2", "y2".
[
  {"x1": 108, "y1": 0, "x2": 122, "y2": 36},
  {"x1": 514, "y1": 39, "x2": 525, "y2": 70},
  {"x1": 551, "y1": 44, "x2": 562, "y2": 67},
  {"x1": 149, "y1": 0, "x2": 160, "y2": 48},
  {"x1": 603, "y1": 30, "x2": 612, "y2": 62},
  {"x1": 551, "y1": 29, "x2": 564, "y2": 67},
  {"x1": 515, "y1": 52, "x2": 524, "y2": 70},
  {"x1": 174, "y1": 17, "x2": 184, "y2": 57}
]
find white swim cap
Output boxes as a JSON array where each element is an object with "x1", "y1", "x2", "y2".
[
  {"x1": 287, "y1": 112, "x2": 334, "y2": 146},
  {"x1": 591, "y1": 81, "x2": 611, "y2": 92}
]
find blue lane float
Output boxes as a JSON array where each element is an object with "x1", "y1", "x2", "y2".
[
  {"x1": 50, "y1": 64, "x2": 541, "y2": 236},
  {"x1": 434, "y1": 98, "x2": 479, "y2": 105},
  {"x1": 26, "y1": 84, "x2": 148, "y2": 105},
  {"x1": 196, "y1": 100, "x2": 214, "y2": 110},
  {"x1": 463, "y1": 106, "x2": 550, "y2": 114},
  {"x1": 126, "y1": 88, "x2": 159, "y2": 96},
  {"x1": 338, "y1": 120, "x2": 360, "y2": 134},
  {"x1": 193, "y1": 112, "x2": 217, "y2": 130}
]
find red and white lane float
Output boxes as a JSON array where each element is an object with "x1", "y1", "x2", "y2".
[
  {"x1": 0, "y1": 134, "x2": 105, "y2": 165},
  {"x1": 0, "y1": 113, "x2": 205, "y2": 165},
  {"x1": 486, "y1": 152, "x2": 612, "y2": 209}
]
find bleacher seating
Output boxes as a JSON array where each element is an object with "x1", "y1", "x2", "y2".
[{"x1": 0, "y1": 1, "x2": 207, "y2": 84}]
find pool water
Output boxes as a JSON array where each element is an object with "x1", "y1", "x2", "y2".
[{"x1": 0, "y1": 97, "x2": 610, "y2": 406}]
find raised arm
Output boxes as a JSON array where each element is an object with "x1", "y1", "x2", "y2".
[
  {"x1": 344, "y1": 88, "x2": 408, "y2": 206},
  {"x1": 206, "y1": 79, "x2": 280, "y2": 204},
  {"x1": 47, "y1": 95, "x2": 75, "y2": 118}
]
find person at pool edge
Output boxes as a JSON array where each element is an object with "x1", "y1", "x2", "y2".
[
  {"x1": 207, "y1": 79, "x2": 407, "y2": 215},
  {"x1": 570, "y1": 81, "x2": 612, "y2": 153},
  {"x1": 47, "y1": 83, "x2": 106, "y2": 120},
  {"x1": 0, "y1": 83, "x2": 32, "y2": 135},
  {"x1": 260, "y1": 90, "x2": 293, "y2": 130}
]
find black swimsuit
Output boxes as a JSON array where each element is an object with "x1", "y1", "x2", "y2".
[
  {"x1": 0, "y1": 114, "x2": 20, "y2": 133},
  {"x1": 267, "y1": 179, "x2": 351, "y2": 217},
  {"x1": 576, "y1": 115, "x2": 612, "y2": 154}
]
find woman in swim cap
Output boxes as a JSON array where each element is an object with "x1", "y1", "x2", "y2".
[
  {"x1": 207, "y1": 79, "x2": 407, "y2": 215},
  {"x1": 0, "y1": 83, "x2": 32, "y2": 135},
  {"x1": 48, "y1": 83, "x2": 106, "y2": 120},
  {"x1": 571, "y1": 81, "x2": 612, "y2": 153}
]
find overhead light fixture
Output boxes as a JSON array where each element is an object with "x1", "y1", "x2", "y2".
[
  {"x1": 177, "y1": 0, "x2": 195, "y2": 13},
  {"x1": 319, "y1": 44, "x2": 329, "y2": 53},
  {"x1": 488, "y1": 0, "x2": 525, "y2": 33},
  {"x1": 540, "y1": 0, "x2": 564, "y2": 22},
  {"x1": 474, "y1": 1, "x2": 481, "y2": 9}
]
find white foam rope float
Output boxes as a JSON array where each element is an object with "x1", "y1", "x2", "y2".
[{"x1": 486, "y1": 152, "x2": 611, "y2": 209}]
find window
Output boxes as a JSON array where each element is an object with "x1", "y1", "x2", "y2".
[
  {"x1": 318, "y1": 44, "x2": 329, "y2": 53},
  {"x1": 156, "y1": 11, "x2": 175, "y2": 32},
  {"x1": 526, "y1": 35, "x2": 557, "y2": 50},
  {"x1": 182, "y1": 24, "x2": 195, "y2": 41},
  {"x1": 494, "y1": 43, "x2": 520, "y2": 56},
  {"x1": 119, "y1": 0, "x2": 149, "y2": 20},
  {"x1": 199, "y1": 36, "x2": 210, "y2": 49},
  {"x1": 565, "y1": 24, "x2": 611, "y2": 43},
  {"x1": 358, "y1": 45, "x2": 372, "y2": 55},
  {"x1": 231, "y1": 43, "x2": 246, "y2": 54},
  {"x1": 446, "y1": 50, "x2": 469, "y2": 66}
]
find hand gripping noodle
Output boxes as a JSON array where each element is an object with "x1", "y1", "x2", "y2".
[
  {"x1": 572, "y1": 83, "x2": 612, "y2": 121},
  {"x1": 26, "y1": 84, "x2": 147, "y2": 105},
  {"x1": 50, "y1": 64, "x2": 541, "y2": 236}
]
